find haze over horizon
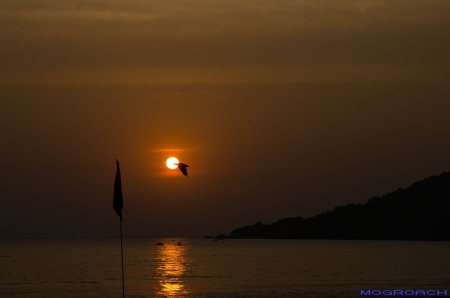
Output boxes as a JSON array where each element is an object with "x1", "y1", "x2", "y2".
[{"x1": 1, "y1": 0, "x2": 450, "y2": 237}]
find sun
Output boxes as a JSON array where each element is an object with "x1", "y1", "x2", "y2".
[{"x1": 166, "y1": 157, "x2": 179, "y2": 169}]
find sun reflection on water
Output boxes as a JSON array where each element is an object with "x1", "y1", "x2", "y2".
[{"x1": 155, "y1": 241, "x2": 189, "y2": 297}]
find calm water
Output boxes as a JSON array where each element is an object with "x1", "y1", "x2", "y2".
[{"x1": 0, "y1": 238, "x2": 449, "y2": 297}]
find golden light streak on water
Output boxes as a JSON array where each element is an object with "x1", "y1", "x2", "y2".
[{"x1": 155, "y1": 242, "x2": 189, "y2": 297}]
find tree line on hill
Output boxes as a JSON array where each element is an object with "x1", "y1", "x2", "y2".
[{"x1": 221, "y1": 172, "x2": 450, "y2": 241}]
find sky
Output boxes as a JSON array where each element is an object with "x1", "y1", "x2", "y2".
[{"x1": 1, "y1": 0, "x2": 450, "y2": 237}]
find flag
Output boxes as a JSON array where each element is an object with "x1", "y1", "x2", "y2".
[{"x1": 113, "y1": 159, "x2": 123, "y2": 221}]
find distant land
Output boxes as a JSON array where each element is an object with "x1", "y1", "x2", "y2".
[{"x1": 210, "y1": 172, "x2": 450, "y2": 241}]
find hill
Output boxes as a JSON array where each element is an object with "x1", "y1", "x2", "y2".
[{"x1": 227, "y1": 172, "x2": 450, "y2": 241}]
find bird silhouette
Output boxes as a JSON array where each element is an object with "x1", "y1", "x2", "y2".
[{"x1": 175, "y1": 163, "x2": 189, "y2": 177}]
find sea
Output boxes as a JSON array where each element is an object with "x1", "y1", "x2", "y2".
[{"x1": 1, "y1": 238, "x2": 449, "y2": 298}]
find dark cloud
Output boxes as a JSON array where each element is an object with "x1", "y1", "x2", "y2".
[{"x1": 0, "y1": 0, "x2": 449, "y2": 84}]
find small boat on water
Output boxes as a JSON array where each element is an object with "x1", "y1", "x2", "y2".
[
  {"x1": 156, "y1": 242, "x2": 164, "y2": 246},
  {"x1": 176, "y1": 242, "x2": 182, "y2": 246}
]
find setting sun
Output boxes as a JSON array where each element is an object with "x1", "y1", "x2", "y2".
[{"x1": 166, "y1": 157, "x2": 179, "y2": 169}]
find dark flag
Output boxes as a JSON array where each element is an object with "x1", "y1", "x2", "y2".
[
  {"x1": 113, "y1": 159, "x2": 123, "y2": 221},
  {"x1": 113, "y1": 160, "x2": 125, "y2": 298}
]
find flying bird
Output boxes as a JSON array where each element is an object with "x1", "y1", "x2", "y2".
[{"x1": 175, "y1": 163, "x2": 189, "y2": 177}]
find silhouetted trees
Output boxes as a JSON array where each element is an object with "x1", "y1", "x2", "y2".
[{"x1": 228, "y1": 172, "x2": 450, "y2": 241}]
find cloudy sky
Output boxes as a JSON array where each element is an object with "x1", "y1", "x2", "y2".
[{"x1": 1, "y1": 0, "x2": 450, "y2": 237}]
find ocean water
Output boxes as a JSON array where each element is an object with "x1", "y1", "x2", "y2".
[{"x1": 0, "y1": 238, "x2": 449, "y2": 298}]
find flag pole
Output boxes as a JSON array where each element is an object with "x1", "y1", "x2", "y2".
[
  {"x1": 120, "y1": 219, "x2": 125, "y2": 298},
  {"x1": 113, "y1": 159, "x2": 125, "y2": 298}
]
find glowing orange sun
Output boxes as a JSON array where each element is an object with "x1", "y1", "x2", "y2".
[{"x1": 166, "y1": 157, "x2": 179, "y2": 169}]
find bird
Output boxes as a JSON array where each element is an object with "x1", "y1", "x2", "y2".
[{"x1": 175, "y1": 163, "x2": 189, "y2": 177}]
